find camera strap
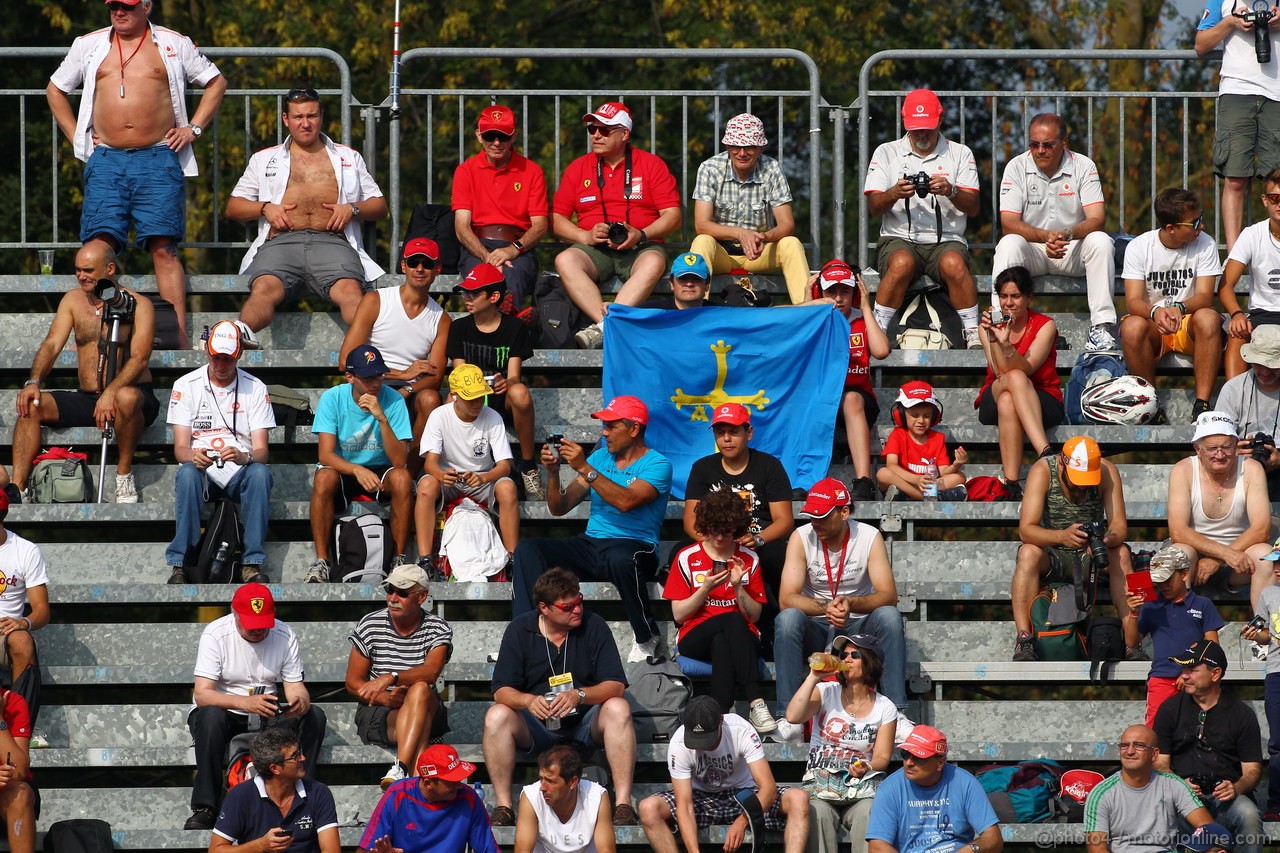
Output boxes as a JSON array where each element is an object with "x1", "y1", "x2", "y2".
[
  {"x1": 597, "y1": 145, "x2": 633, "y2": 226},
  {"x1": 902, "y1": 193, "x2": 944, "y2": 246},
  {"x1": 1244, "y1": 373, "x2": 1280, "y2": 441}
]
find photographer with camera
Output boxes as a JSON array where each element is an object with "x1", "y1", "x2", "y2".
[
  {"x1": 1215, "y1": 325, "x2": 1280, "y2": 499},
  {"x1": 1167, "y1": 411, "x2": 1275, "y2": 611},
  {"x1": 863, "y1": 89, "x2": 983, "y2": 348},
  {"x1": 551, "y1": 102, "x2": 682, "y2": 349},
  {"x1": 9, "y1": 243, "x2": 158, "y2": 504},
  {"x1": 1153, "y1": 639, "x2": 1263, "y2": 853},
  {"x1": 1011, "y1": 436, "x2": 1138, "y2": 662},
  {"x1": 1196, "y1": 1, "x2": 1280, "y2": 253}
]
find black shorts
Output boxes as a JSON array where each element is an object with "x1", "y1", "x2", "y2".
[
  {"x1": 48, "y1": 383, "x2": 161, "y2": 428},
  {"x1": 976, "y1": 387, "x2": 1065, "y2": 429},
  {"x1": 354, "y1": 696, "x2": 449, "y2": 745},
  {"x1": 837, "y1": 387, "x2": 881, "y2": 429},
  {"x1": 332, "y1": 465, "x2": 397, "y2": 512}
]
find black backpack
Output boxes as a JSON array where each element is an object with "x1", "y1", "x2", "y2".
[
  {"x1": 402, "y1": 204, "x2": 462, "y2": 274},
  {"x1": 1088, "y1": 615, "x2": 1126, "y2": 684},
  {"x1": 188, "y1": 499, "x2": 244, "y2": 584},
  {"x1": 888, "y1": 287, "x2": 964, "y2": 349},
  {"x1": 534, "y1": 275, "x2": 589, "y2": 348},
  {"x1": 46, "y1": 820, "x2": 113, "y2": 853}
]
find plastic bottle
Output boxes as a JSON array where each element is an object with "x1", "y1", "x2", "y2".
[
  {"x1": 922, "y1": 460, "x2": 939, "y2": 501},
  {"x1": 473, "y1": 781, "x2": 485, "y2": 805},
  {"x1": 808, "y1": 652, "x2": 852, "y2": 673},
  {"x1": 212, "y1": 541, "x2": 230, "y2": 576}
]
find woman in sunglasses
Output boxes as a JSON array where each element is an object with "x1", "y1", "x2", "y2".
[
  {"x1": 662, "y1": 490, "x2": 773, "y2": 734},
  {"x1": 784, "y1": 633, "x2": 897, "y2": 853}
]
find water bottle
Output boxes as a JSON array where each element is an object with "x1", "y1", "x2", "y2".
[
  {"x1": 212, "y1": 541, "x2": 230, "y2": 577},
  {"x1": 922, "y1": 461, "x2": 939, "y2": 501},
  {"x1": 473, "y1": 781, "x2": 485, "y2": 805}
]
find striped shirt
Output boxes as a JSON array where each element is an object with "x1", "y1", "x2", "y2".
[{"x1": 348, "y1": 609, "x2": 454, "y2": 677}]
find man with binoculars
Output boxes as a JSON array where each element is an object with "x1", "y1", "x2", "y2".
[{"x1": 8, "y1": 242, "x2": 158, "y2": 503}]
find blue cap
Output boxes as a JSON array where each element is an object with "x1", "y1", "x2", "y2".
[
  {"x1": 344, "y1": 344, "x2": 389, "y2": 378},
  {"x1": 670, "y1": 253, "x2": 710, "y2": 280},
  {"x1": 1180, "y1": 823, "x2": 1233, "y2": 852}
]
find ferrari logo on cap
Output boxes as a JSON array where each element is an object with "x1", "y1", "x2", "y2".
[
  {"x1": 683, "y1": 254, "x2": 698, "y2": 265},
  {"x1": 490, "y1": 110, "x2": 503, "y2": 121},
  {"x1": 250, "y1": 597, "x2": 265, "y2": 614}
]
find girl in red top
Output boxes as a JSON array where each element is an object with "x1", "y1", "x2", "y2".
[
  {"x1": 975, "y1": 266, "x2": 1063, "y2": 500},
  {"x1": 662, "y1": 490, "x2": 773, "y2": 734},
  {"x1": 877, "y1": 380, "x2": 969, "y2": 501},
  {"x1": 813, "y1": 260, "x2": 891, "y2": 502}
]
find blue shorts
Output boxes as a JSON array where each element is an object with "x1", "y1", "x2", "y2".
[
  {"x1": 517, "y1": 704, "x2": 603, "y2": 755},
  {"x1": 81, "y1": 144, "x2": 186, "y2": 249}
]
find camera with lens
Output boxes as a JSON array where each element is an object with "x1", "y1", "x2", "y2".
[
  {"x1": 1085, "y1": 520, "x2": 1110, "y2": 570},
  {"x1": 1250, "y1": 432, "x2": 1274, "y2": 463},
  {"x1": 93, "y1": 279, "x2": 136, "y2": 319},
  {"x1": 1248, "y1": 614, "x2": 1269, "y2": 633},
  {"x1": 1187, "y1": 775, "x2": 1220, "y2": 796},
  {"x1": 903, "y1": 171, "x2": 931, "y2": 198},
  {"x1": 607, "y1": 221, "x2": 630, "y2": 244},
  {"x1": 1234, "y1": 1, "x2": 1275, "y2": 64}
]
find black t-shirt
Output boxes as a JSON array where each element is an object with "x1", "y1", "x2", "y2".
[
  {"x1": 685, "y1": 449, "x2": 793, "y2": 537},
  {"x1": 446, "y1": 314, "x2": 534, "y2": 374},
  {"x1": 1153, "y1": 690, "x2": 1263, "y2": 783},
  {"x1": 491, "y1": 610, "x2": 628, "y2": 696},
  {"x1": 640, "y1": 296, "x2": 680, "y2": 310}
]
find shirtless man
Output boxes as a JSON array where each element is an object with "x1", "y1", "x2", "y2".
[
  {"x1": 228, "y1": 89, "x2": 388, "y2": 331},
  {"x1": 46, "y1": 0, "x2": 227, "y2": 347},
  {"x1": 10, "y1": 243, "x2": 159, "y2": 503}
]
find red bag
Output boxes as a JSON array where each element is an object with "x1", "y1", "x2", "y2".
[{"x1": 965, "y1": 476, "x2": 1009, "y2": 502}]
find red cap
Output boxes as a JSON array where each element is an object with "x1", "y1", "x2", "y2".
[
  {"x1": 456, "y1": 263, "x2": 505, "y2": 291},
  {"x1": 902, "y1": 89, "x2": 943, "y2": 131},
  {"x1": 1059, "y1": 769, "x2": 1105, "y2": 804},
  {"x1": 0, "y1": 488, "x2": 9, "y2": 514},
  {"x1": 900, "y1": 724, "x2": 948, "y2": 758},
  {"x1": 895, "y1": 381, "x2": 942, "y2": 419},
  {"x1": 477, "y1": 105, "x2": 515, "y2": 135},
  {"x1": 800, "y1": 477, "x2": 851, "y2": 518},
  {"x1": 583, "y1": 102, "x2": 633, "y2": 130},
  {"x1": 416, "y1": 744, "x2": 476, "y2": 781},
  {"x1": 231, "y1": 583, "x2": 276, "y2": 630},
  {"x1": 711, "y1": 403, "x2": 751, "y2": 426},
  {"x1": 104, "y1": 0, "x2": 143, "y2": 5},
  {"x1": 402, "y1": 238, "x2": 440, "y2": 262},
  {"x1": 817, "y1": 260, "x2": 856, "y2": 291},
  {"x1": 592, "y1": 395, "x2": 649, "y2": 425}
]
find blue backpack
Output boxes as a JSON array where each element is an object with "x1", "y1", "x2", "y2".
[
  {"x1": 975, "y1": 760, "x2": 1067, "y2": 824},
  {"x1": 1065, "y1": 351, "x2": 1126, "y2": 425}
]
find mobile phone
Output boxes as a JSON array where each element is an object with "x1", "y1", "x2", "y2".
[
  {"x1": 277, "y1": 829, "x2": 294, "y2": 838},
  {"x1": 547, "y1": 434, "x2": 564, "y2": 461},
  {"x1": 712, "y1": 560, "x2": 729, "y2": 573}
]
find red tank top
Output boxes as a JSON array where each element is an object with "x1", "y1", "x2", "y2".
[{"x1": 976, "y1": 310, "x2": 1061, "y2": 404}]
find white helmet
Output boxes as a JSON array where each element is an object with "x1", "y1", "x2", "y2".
[{"x1": 1080, "y1": 375, "x2": 1159, "y2": 425}]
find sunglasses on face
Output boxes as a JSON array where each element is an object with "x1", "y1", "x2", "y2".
[
  {"x1": 838, "y1": 648, "x2": 863, "y2": 660},
  {"x1": 403, "y1": 255, "x2": 437, "y2": 269},
  {"x1": 107, "y1": 2, "x2": 140, "y2": 11},
  {"x1": 1174, "y1": 215, "x2": 1204, "y2": 230},
  {"x1": 1263, "y1": 193, "x2": 1280, "y2": 206},
  {"x1": 285, "y1": 87, "x2": 321, "y2": 103},
  {"x1": 1028, "y1": 140, "x2": 1060, "y2": 151},
  {"x1": 586, "y1": 125, "x2": 620, "y2": 137},
  {"x1": 383, "y1": 585, "x2": 420, "y2": 598},
  {"x1": 547, "y1": 595, "x2": 585, "y2": 612},
  {"x1": 480, "y1": 131, "x2": 513, "y2": 143}
]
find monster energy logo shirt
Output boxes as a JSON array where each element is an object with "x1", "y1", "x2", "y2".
[{"x1": 447, "y1": 313, "x2": 534, "y2": 374}]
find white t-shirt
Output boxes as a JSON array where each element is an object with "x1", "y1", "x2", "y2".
[
  {"x1": 419, "y1": 400, "x2": 513, "y2": 472},
  {"x1": 805, "y1": 684, "x2": 897, "y2": 775},
  {"x1": 1200, "y1": 1, "x2": 1280, "y2": 100},
  {"x1": 0, "y1": 531, "x2": 47, "y2": 621},
  {"x1": 863, "y1": 136, "x2": 980, "y2": 245},
  {"x1": 998, "y1": 149, "x2": 1105, "y2": 231},
  {"x1": 668, "y1": 713, "x2": 764, "y2": 792},
  {"x1": 1227, "y1": 220, "x2": 1280, "y2": 312},
  {"x1": 798, "y1": 521, "x2": 881, "y2": 602},
  {"x1": 372, "y1": 287, "x2": 446, "y2": 371},
  {"x1": 1121, "y1": 229, "x2": 1222, "y2": 304},
  {"x1": 520, "y1": 778, "x2": 605, "y2": 853},
  {"x1": 191, "y1": 613, "x2": 304, "y2": 715}
]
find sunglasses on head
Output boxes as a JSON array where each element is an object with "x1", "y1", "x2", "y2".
[
  {"x1": 480, "y1": 130, "x2": 513, "y2": 143},
  {"x1": 547, "y1": 595, "x2": 585, "y2": 612},
  {"x1": 285, "y1": 87, "x2": 321, "y2": 103},
  {"x1": 403, "y1": 254, "x2": 436, "y2": 269}
]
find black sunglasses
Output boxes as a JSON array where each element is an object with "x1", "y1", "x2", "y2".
[
  {"x1": 586, "y1": 124, "x2": 621, "y2": 137},
  {"x1": 480, "y1": 131, "x2": 513, "y2": 143},
  {"x1": 285, "y1": 87, "x2": 321, "y2": 103},
  {"x1": 403, "y1": 254, "x2": 437, "y2": 270}
]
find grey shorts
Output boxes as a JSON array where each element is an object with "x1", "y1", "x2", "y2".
[
  {"x1": 570, "y1": 241, "x2": 668, "y2": 283},
  {"x1": 354, "y1": 695, "x2": 449, "y2": 745},
  {"x1": 876, "y1": 237, "x2": 971, "y2": 282},
  {"x1": 415, "y1": 474, "x2": 512, "y2": 509},
  {"x1": 1213, "y1": 93, "x2": 1280, "y2": 179},
  {"x1": 244, "y1": 230, "x2": 369, "y2": 301}
]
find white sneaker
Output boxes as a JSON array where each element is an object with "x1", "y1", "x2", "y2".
[
  {"x1": 114, "y1": 472, "x2": 138, "y2": 504},
  {"x1": 962, "y1": 327, "x2": 982, "y2": 349},
  {"x1": 627, "y1": 635, "x2": 661, "y2": 663},
  {"x1": 1086, "y1": 323, "x2": 1118, "y2": 352},
  {"x1": 303, "y1": 558, "x2": 331, "y2": 584},
  {"x1": 521, "y1": 466, "x2": 545, "y2": 500},
  {"x1": 748, "y1": 699, "x2": 778, "y2": 734},
  {"x1": 575, "y1": 324, "x2": 604, "y2": 350},
  {"x1": 771, "y1": 719, "x2": 804, "y2": 744},
  {"x1": 380, "y1": 760, "x2": 406, "y2": 791},
  {"x1": 28, "y1": 728, "x2": 48, "y2": 749}
]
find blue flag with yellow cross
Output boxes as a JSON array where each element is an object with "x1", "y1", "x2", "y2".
[{"x1": 602, "y1": 302, "x2": 848, "y2": 499}]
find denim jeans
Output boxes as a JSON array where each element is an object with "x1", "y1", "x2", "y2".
[
  {"x1": 165, "y1": 462, "x2": 274, "y2": 567},
  {"x1": 774, "y1": 606, "x2": 907, "y2": 713}
]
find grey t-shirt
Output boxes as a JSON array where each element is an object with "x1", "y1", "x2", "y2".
[
  {"x1": 1257, "y1": 585, "x2": 1280, "y2": 676},
  {"x1": 1216, "y1": 371, "x2": 1280, "y2": 442},
  {"x1": 1084, "y1": 770, "x2": 1201, "y2": 853}
]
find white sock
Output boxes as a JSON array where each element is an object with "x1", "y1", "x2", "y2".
[
  {"x1": 958, "y1": 305, "x2": 980, "y2": 330},
  {"x1": 872, "y1": 304, "x2": 896, "y2": 331}
]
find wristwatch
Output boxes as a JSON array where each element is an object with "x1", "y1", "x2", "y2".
[
  {"x1": 350, "y1": 202, "x2": 362, "y2": 219},
  {"x1": 190, "y1": 124, "x2": 202, "y2": 138},
  {"x1": 971, "y1": 843, "x2": 980, "y2": 853},
  {"x1": 511, "y1": 240, "x2": 525, "y2": 254},
  {"x1": 584, "y1": 470, "x2": 599, "y2": 486},
  {"x1": 753, "y1": 534, "x2": 766, "y2": 548},
  {"x1": 577, "y1": 688, "x2": 587, "y2": 702}
]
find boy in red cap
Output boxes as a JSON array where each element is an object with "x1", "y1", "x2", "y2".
[{"x1": 876, "y1": 380, "x2": 968, "y2": 501}]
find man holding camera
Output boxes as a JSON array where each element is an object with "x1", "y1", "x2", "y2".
[
  {"x1": 10, "y1": 243, "x2": 158, "y2": 504},
  {"x1": 1216, "y1": 325, "x2": 1280, "y2": 500},
  {"x1": 1153, "y1": 640, "x2": 1263, "y2": 853},
  {"x1": 185, "y1": 583, "x2": 326, "y2": 831},
  {"x1": 1196, "y1": 1, "x2": 1280, "y2": 253},
  {"x1": 1011, "y1": 436, "x2": 1137, "y2": 662},
  {"x1": 863, "y1": 89, "x2": 982, "y2": 347},
  {"x1": 165, "y1": 320, "x2": 275, "y2": 584},
  {"x1": 551, "y1": 102, "x2": 682, "y2": 349}
]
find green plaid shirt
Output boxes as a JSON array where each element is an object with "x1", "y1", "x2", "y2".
[{"x1": 692, "y1": 151, "x2": 793, "y2": 232}]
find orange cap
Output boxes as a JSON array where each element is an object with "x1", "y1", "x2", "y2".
[{"x1": 1062, "y1": 436, "x2": 1101, "y2": 487}]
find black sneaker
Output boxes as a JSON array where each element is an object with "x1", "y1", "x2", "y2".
[
  {"x1": 1012, "y1": 632, "x2": 1037, "y2": 662},
  {"x1": 1001, "y1": 479, "x2": 1023, "y2": 502},
  {"x1": 1152, "y1": 407, "x2": 1168, "y2": 425},
  {"x1": 1038, "y1": 445, "x2": 1056, "y2": 459},
  {"x1": 1191, "y1": 399, "x2": 1212, "y2": 422},
  {"x1": 2, "y1": 484, "x2": 20, "y2": 505},
  {"x1": 184, "y1": 807, "x2": 216, "y2": 830},
  {"x1": 849, "y1": 476, "x2": 877, "y2": 502},
  {"x1": 240, "y1": 564, "x2": 267, "y2": 584},
  {"x1": 167, "y1": 566, "x2": 187, "y2": 585},
  {"x1": 1124, "y1": 645, "x2": 1150, "y2": 662}
]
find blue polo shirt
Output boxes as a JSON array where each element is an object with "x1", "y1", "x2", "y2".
[
  {"x1": 583, "y1": 446, "x2": 672, "y2": 545},
  {"x1": 213, "y1": 776, "x2": 339, "y2": 852},
  {"x1": 1136, "y1": 590, "x2": 1224, "y2": 678}
]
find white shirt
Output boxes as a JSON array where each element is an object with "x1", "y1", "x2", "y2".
[
  {"x1": 668, "y1": 713, "x2": 764, "y2": 792},
  {"x1": 520, "y1": 778, "x2": 605, "y2": 853},
  {"x1": 372, "y1": 287, "x2": 446, "y2": 370},
  {"x1": 231, "y1": 134, "x2": 386, "y2": 280},
  {"x1": 168, "y1": 365, "x2": 275, "y2": 486},
  {"x1": 998, "y1": 149, "x2": 1105, "y2": 231},
  {"x1": 191, "y1": 613, "x2": 304, "y2": 715},
  {"x1": 1227, "y1": 220, "x2": 1280, "y2": 312},
  {"x1": 48, "y1": 23, "x2": 221, "y2": 176},
  {"x1": 1121, "y1": 229, "x2": 1222, "y2": 304},
  {"x1": 805, "y1": 684, "x2": 897, "y2": 775},
  {"x1": 419, "y1": 401, "x2": 513, "y2": 473},
  {"x1": 1200, "y1": 1, "x2": 1280, "y2": 100},
  {"x1": 798, "y1": 521, "x2": 881, "y2": 602},
  {"x1": 0, "y1": 531, "x2": 48, "y2": 622},
  {"x1": 863, "y1": 136, "x2": 979, "y2": 245}
]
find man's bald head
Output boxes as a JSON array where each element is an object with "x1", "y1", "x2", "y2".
[{"x1": 1121, "y1": 724, "x2": 1157, "y2": 746}]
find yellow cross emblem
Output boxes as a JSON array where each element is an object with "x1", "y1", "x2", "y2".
[{"x1": 671, "y1": 340, "x2": 769, "y2": 422}]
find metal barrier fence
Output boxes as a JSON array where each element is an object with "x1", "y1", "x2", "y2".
[{"x1": 850, "y1": 49, "x2": 1218, "y2": 270}]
